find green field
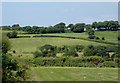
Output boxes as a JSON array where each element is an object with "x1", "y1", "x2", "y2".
[
  {"x1": 3, "y1": 30, "x2": 119, "y2": 81},
  {"x1": 27, "y1": 67, "x2": 118, "y2": 81},
  {"x1": 18, "y1": 31, "x2": 119, "y2": 43},
  {"x1": 9, "y1": 37, "x2": 108, "y2": 53}
]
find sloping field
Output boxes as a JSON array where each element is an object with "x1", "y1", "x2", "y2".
[{"x1": 27, "y1": 67, "x2": 118, "y2": 81}]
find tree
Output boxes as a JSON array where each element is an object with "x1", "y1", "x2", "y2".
[
  {"x1": 87, "y1": 29, "x2": 95, "y2": 35},
  {"x1": 91, "y1": 22, "x2": 98, "y2": 29},
  {"x1": 2, "y1": 36, "x2": 11, "y2": 53},
  {"x1": 7, "y1": 31, "x2": 18, "y2": 38},
  {"x1": 63, "y1": 47, "x2": 78, "y2": 57},
  {"x1": 54, "y1": 22, "x2": 66, "y2": 28},
  {"x1": 72, "y1": 23, "x2": 85, "y2": 33},
  {"x1": 34, "y1": 44, "x2": 57, "y2": 57}
]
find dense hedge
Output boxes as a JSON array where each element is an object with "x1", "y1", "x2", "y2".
[
  {"x1": 33, "y1": 56, "x2": 118, "y2": 67},
  {"x1": 33, "y1": 56, "x2": 105, "y2": 67}
]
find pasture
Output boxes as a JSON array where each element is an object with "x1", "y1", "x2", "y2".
[
  {"x1": 27, "y1": 67, "x2": 118, "y2": 81},
  {"x1": 4, "y1": 30, "x2": 119, "y2": 81},
  {"x1": 9, "y1": 37, "x2": 108, "y2": 53},
  {"x1": 18, "y1": 31, "x2": 119, "y2": 43}
]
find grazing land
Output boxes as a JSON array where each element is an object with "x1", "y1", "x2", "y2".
[
  {"x1": 9, "y1": 37, "x2": 108, "y2": 53},
  {"x1": 27, "y1": 67, "x2": 118, "y2": 81}
]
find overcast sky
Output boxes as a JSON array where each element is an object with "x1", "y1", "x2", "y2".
[{"x1": 2, "y1": 2, "x2": 118, "y2": 27}]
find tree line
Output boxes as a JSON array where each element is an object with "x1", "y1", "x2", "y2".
[{"x1": 1, "y1": 20, "x2": 120, "y2": 34}]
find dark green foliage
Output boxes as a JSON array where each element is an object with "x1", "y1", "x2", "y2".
[
  {"x1": 2, "y1": 36, "x2": 11, "y2": 53},
  {"x1": 34, "y1": 44, "x2": 57, "y2": 57},
  {"x1": 71, "y1": 23, "x2": 85, "y2": 33},
  {"x1": 63, "y1": 47, "x2": 78, "y2": 57},
  {"x1": 95, "y1": 37, "x2": 100, "y2": 40},
  {"x1": 111, "y1": 52, "x2": 119, "y2": 62},
  {"x1": 2, "y1": 54, "x2": 26, "y2": 83},
  {"x1": 33, "y1": 56, "x2": 104, "y2": 67},
  {"x1": 7, "y1": 31, "x2": 18, "y2": 38},
  {"x1": 98, "y1": 61, "x2": 118, "y2": 67},
  {"x1": 106, "y1": 46, "x2": 118, "y2": 52},
  {"x1": 118, "y1": 34, "x2": 120, "y2": 40},
  {"x1": 87, "y1": 29, "x2": 95, "y2": 35},
  {"x1": 91, "y1": 21, "x2": 119, "y2": 30},
  {"x1": 84, "y1": 45, "x2": 110, "y2": 61},
  {"x1": 102, "y1": 37, "x2": 105, "y2": 40},
  {"x1": 13, "y1": 50, "x2": 16, "y2": 53},
  {"x1": 88, "y1": 35, "x2": 95, "y2": 39},
  {"x1": 75, "y1": 45, "x2": 84, "y2": 52},
  {"x1": 2, "y1": 26, "x2": 11, "y2": 30}
]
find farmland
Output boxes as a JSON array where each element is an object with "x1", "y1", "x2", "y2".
[
  {"x1": 2, "y1": 30, "x2": 119, "y2": 81},
  {"x1": 27, "y1": 67, "x2": 118, "y2": 81}
]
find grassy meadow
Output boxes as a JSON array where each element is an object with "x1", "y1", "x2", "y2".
[
  {"x1": 3, "y1": 30, "x2": 119, "y2": 81},
  {"x1": 18, "y1": 31, "x2": 119, "y2": 43},
  {"x1": 27, "y1": 67, "x2": 118, "y2": 81},
  {"x1": 9, "y1": 37, "x2": 108, "y2": 53}
]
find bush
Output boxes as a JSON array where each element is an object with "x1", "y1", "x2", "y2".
[
  {"x1": 7, "y1": 31, "x2": 18, "y2": 38},
  {"x1": 106, "y1": 46, "x2": 118, "y2": 52},
  {"x1": 34, "y1": 44, "x2": 57, "y2": 58},
  {"x1": 87, "y1": 29, "x2": 95, "y2": 35},
  {"x1": 95, "y1": 37, "x2": 100, "y2": 40},
  {"x1": 84, "y1": 45, "x2": 110, "y2": 61},
  {"x1": 63, "y1": 47, "x2": 78, "y2": 57},
  {"x1": 2, "y1": 36, "x2": 11, "y2": 53},
  {"x1": 33, "y1": 56, "x2": 104, "y2": 67},
  {"x1": 88, "y1": 35, "x2": 95, "y2": 39},
  {"x1": 2, "y1": 54, "x2": 27, "y2": 83},
  {"x1": 75, "y1": 45, "x2": 84, "y2": 52},
  {"x1": 13, "y1": 50, "x2": 16, "y2": 53},
  {"x1": 102, "y1": 37, "x2": 105, "y2": 40},
  {"x1": 98, "y1": 61, "x2": 118, "y2": 68}
]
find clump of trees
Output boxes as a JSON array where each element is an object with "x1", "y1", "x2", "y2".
[
  {"x1": 33, "y1": 44, "x2": 57, "y2": 58},
  {"x1": 2, "y1": 21, "x2": 119, "y2": 34},
  {"x1": 7, "y1": 31, "x2": 18, "y2": 38},
  {"x1": 91, "y1": 21, "x2": 119, "y2": 31},
  {"x1": 84, "y1": 45, "x2": 110, "y2": 61}
]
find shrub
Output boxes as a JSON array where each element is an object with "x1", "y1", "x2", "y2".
[
  {"x1": 75, "y1": 45, "x2": 84, "y2": 52},
  {"x1": 106, "y1": 46, "x2": 118, "y2": 52},
  {"x1": 95, "y1": 37, "x2": 100, "y2": 40},
  {"x1": 6, "y1": 31, "x2": 18, "y2": 38},
  {"x1": 87, "y1": 29, "x2": 95, "y2": 35},
  {"x1": 88, "y1": 35, "x2": 95, "y2": 39},
  {"x1": 33, "y1": 56, "x2": 104, "y2": 67},
  {"x1": 2, "y1": 36, "x2": 11, "y2": 53},
  {"x1": 13, "y1": 50, "x2": 16, "y2": 53},
  {"x1": 118, "y1": 35, "x2": 120, "y2": 40},
  {"x1": 63, "y1": 47, "x2": 78, "y2": 57},
  {"x1": 2, "y1": 54, "x2": 27, "y2": 83},
  {"x1": 102, "y1": 37, "x2": 105, "y2": 40},
  {"x1": 98, "y1": 61, "x2": 118, "y2": 68},
  {"x1": 34, "y1": 44, "x2": 57, "y2": 58}
]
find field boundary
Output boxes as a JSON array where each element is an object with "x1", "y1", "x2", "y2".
[{"x1": 17, "y1": 35, "x2": 119, "y2": 46}]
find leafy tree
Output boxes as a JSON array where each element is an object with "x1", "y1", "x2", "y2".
[
  {"x1": 54, "y1": 22, "x2": 66, "y2": 28},
  {"x1": 87, "y1": 29, "x2": 95, "y2": 35},
  {"x1": 34, "y1": 45, "x2": 57, "y2": 57},
  {"x1": 84, "y1": 45, "x2": 110, "y2": 61},
  {"x1": 63, "y1": 47, "x2": 78, "y2": 57},
  {"x1": 2, "y1": 36, "x2": 11, "y2": 53},
  {"x1": 72, "y1": 23, "x2": 85, "y2": 33},
  {"x1": 7, "y1": 31, "x2": 18, "y2": 38},
  {"x1": 91, "y1": 22, "x2": 98, "y2": 29}
]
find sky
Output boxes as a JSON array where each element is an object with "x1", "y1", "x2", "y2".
[{"x1": 2, "y1": 2, "x2": 118, "y2": 27}]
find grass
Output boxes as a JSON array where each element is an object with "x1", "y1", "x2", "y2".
[
  {"x1": 9, "y1": 37, "x2": 108, "y2": 53},
  {"x1": 18, "y1": 31, "x2": 119, "y2": 43},
  {"x1": 27, "y1": 67, "x2": 118, "y2": 81}
]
